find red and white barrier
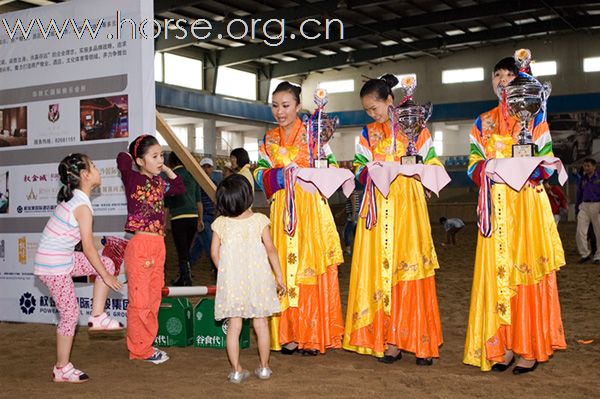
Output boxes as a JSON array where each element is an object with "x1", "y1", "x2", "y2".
[{"x1": 161, "y1": 286, "x2": 217, "y2": 298}]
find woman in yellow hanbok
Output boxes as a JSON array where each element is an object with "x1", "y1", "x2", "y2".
[
  {"x1": 463, "y1": 56, "x2": 566, "y2": 373},
  {"x1": 254, "y1": 82, "x2": 343, "y2": 355},
  {"x1": 343, "y1": 74, "x2": 443, "y2": 365}
]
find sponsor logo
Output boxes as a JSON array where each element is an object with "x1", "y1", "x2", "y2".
[
  {"x1": 222, "y1": 319, "x2": 229, "y2": 335},
  {"x1": 19, "y1": 292, "x2": 36, "y2": 314},
  {"x1": 48, "y1": 104, "x2": 60, "y2": 123}
]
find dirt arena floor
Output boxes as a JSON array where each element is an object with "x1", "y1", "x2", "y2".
[{"x1": 1, "y1": 220, "x2": 599, "y2": 398}]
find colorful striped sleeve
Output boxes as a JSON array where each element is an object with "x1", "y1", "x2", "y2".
[
  {"x1": 531, "y1": 115, "x2": 554, "y2": 180},
  {"x1": 253, "y1": 136, "x2": 284, "y2": 198},
  {"x1": 467, "y1": 117, "x2": 487, "y2": 187},
  {"x1": 416, "y1": 127, "x2": 443, "y2": 167},
  {"x1": 354, "y1": 126, "x2": 372, "y2": 185},
  {"x1": 533, "y1": 115, "x2": 553, "y2": 157}
]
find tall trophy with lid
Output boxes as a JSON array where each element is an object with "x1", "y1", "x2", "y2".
[
  {"x1": 388, "y1": 76, "x2": 432, "y2": 165},
  {"x1": 498, "y1": 48, "x2": 552, "y2": 157},
  {"x1": 304, "y1": 88, "x2": 339, "y2": 168}
]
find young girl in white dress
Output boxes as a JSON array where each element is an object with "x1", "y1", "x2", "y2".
[{"x1": 211, "y1": 174, "x2": 285, "y2": 383}]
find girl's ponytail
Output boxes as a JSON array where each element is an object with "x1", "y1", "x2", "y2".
[{"x1": 57, "y1": 153, "x2": 89, "y2": 203}]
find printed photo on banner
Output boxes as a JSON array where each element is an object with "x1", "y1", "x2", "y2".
[
  {"x1": 549, "y1": 111, "x2": 600, "y2": 164},
  {"x1": 0, "y1": 106, "x2": 27, "y2": 147},
  {"x1": 80, "y1": 94, "x2": 129, "y2": 141},
  {"x1": 0, "y1": 169, "x2": 8, "y2": 214}
]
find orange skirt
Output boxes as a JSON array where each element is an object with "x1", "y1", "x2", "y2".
[
  {"x1": 276, "y1": 265, "x2": 344, "y2": 352},
  {"x1": 344, "y1": 276, "x2": 443, "y2": 358},
  {"x1": 486, "y1": 271, "x2": 566, "y2": 363}
]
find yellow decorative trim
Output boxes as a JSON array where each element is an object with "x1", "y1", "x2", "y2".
[{"x1": 493, "y1": 185, "x2": 512, "y2": 325}]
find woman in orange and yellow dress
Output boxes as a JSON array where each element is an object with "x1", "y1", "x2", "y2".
[
  {"x1": 343, "y1": 74, "x2": 443, "y2": 366},
  {"x1": 463, "y1": 55, "x2": 566, "y2": 374},
  {"x1": 254, "y1": 82, "x2": 343, "y2": 355}
]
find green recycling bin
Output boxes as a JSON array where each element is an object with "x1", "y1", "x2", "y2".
[
  {"x1": 155, "y1": 297, "x2": 194, "y2": 347},
  {"x1": 193, "y1": 298, "x2": 250, "y2": 349}
]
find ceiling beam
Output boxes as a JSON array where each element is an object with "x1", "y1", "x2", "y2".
[
  {"x1": 154, "y1": 0, "x2": 205, "y2": 14},
  {"x1": 268, "y1": 14, "x2": 600, "y2": 78},
  {"x1": 214, "y1": 0, "x2": 590, "y2": 67},
  {"x1": 155, "y1": 0, "x2": 339, "y2": 52}
]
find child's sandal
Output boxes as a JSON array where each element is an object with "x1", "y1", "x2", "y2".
[
  {"x1": 53, "y1": 363, "x2": 89, "y2": 383},
  {"x1": 88, "y1": 312, "x2": 124, "y2": 331}
]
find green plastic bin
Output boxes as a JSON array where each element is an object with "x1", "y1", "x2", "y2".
[
  {"x1": 193, "y1": 298, "x2": 250, "y2": 349},
  {"x1": 154, "y1": 297, "x2": 194, "y2": 347}
]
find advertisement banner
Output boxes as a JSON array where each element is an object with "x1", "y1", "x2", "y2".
[{"x1": 0, "y1": 0, "x2": 155, "y2": 325}]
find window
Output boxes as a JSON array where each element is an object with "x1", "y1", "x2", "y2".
[
  {"x1": 268, "y1": 78, "x2": 284, "y2": 103},
  {"x1": 154, "y1": 53, "x2": 163, "y2": 82},
  {"x1": 442, "y1": 67, "x2": 484, "y2": 84},
  {"x1": 531, "y1": 61, "x2": 556, "y2": 77},
  {"x1": 584, "y1": 57, "x2": 600, "y2": 72},
  {"x1": 221, "y1": 131, "x2": 234, "y2": 151},
  {"x1": 433, "y1": 130, "x2": 444, "y2": 156},
  {"x1": 244, "y1": 137, "x2": 259, "y2": 162},
  {"x1": 195, "y1": 126, "x2": 204, "y2": 153},
  {"x1": 157, "y1": 125, "x2": 188, "y2": 147},
  {"x1": 318, "y1": 79, "x2": 355, "y2": 94},
  {"x1": 171, "y1": 126, "x2": 188, "y2": 147},
  {"x1": 156, "y1": 131, "x2": 167, "y2": 147},
  {"x1": 216, "y1": 67, "x2": 257, "y2": 100},
  {"x1": 164, "y1": 53, "x2": 202, "y2": 90}
]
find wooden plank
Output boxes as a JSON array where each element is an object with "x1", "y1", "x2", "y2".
[{"x1": 155, "y1": 110, "x2": 216, "y2": 202}]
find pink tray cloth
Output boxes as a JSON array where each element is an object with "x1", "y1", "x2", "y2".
[
  {"x1": 294, "y1": 167, "x2": 356, "y2": 198},
  {"x1": 366, "y1": 161, "x2": 451, "y2": 197},
  {"x1": 484, "y1": 156, "x2": 567, "y2": 191}
]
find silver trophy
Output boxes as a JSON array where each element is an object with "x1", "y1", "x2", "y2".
[
  {"x1": 304, "y1": 88, "x2": 339, "y2": 168},
  {"x1": 389, "y1": 76, "x2": 432, "y2": 165},
  {"x1": 498, "y1": 49, "x2": 552, "y2": 157}
]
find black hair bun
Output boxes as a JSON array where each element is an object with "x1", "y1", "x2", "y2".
[{"x1": 381, "y1": 74, "x2": 399, "y2": 89}]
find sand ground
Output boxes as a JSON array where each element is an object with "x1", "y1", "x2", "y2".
[{"x1": 1, "y1": 221, "x2": 599, "y2": 399}]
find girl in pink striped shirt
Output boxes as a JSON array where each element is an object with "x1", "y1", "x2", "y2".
[{"x1": 34, "y1": 153, "x2": 123, "y2": 383}]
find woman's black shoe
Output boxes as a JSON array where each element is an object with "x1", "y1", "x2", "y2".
[
  {"x1": 415, "y1": 357, "x2": 433, "y2": 366},
  {"x1": 378, "y1": 352, "x2": 402, "y2": 364},
  {"x1": 491, "y1": 356, "x2": 515, "y2": 372},
  {"x1": 512, "y1": 361, "x2": 538, "y2": 375},
  {"x1": 300, "y1": 349, "x2": 319, "y2": 356},
  {"x1": 280, "y1": 346, "x2": 298, "y2": 355}
]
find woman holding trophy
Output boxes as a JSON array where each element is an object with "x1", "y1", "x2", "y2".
[
  {"x1": 254, "y1": 82, "x2": 347, "y2": 355},
  {"x1": 463, "y1": 50, "x2": 566, "y2": 373},
  {"x1": 343, "y1": 74, "x2": 445, "y2": 366}
]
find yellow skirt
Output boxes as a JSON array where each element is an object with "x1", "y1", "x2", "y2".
[
  {"x1": 343, "y1": 175, "x2": 443, "y2": 358},
  {"x1": 464, "y1": 183, "x2": 566, "y2": 371},
  {"x1": 268, "y1": 185, "x2": 344, "y2": 352}
]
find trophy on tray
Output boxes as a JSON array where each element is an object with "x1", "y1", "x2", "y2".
[
  {"x1": 388, "y1": 75, "x2": 432, "y2": 165},
  {"x1": 498, "y1": 48, "x2": 552, "y2": 157},
  {"x1": 303, "y1": 88, "x2": 339, "y2": 168}
]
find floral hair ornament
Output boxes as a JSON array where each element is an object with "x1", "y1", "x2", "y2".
[
  {"x1": 398, "y1": 75, "x2": 417, "y2": 107},
  {"x1": 514, "y1": 48, "x2": 532, "y2": 74},
  {"x1": 303, "y1": 88, "x2": 339, "y2": 167}
]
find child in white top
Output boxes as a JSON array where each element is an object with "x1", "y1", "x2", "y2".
[
  {"x1": 211, "y1": 174, "x2": 285, "y2": 383},
  {"x1": 34, "y1": 153, "x2": 123, "y2": 383}
]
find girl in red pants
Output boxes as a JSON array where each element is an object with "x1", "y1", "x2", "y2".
[{"x1": 117, "y1": 135, "x2": 184, "y2": 364}]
